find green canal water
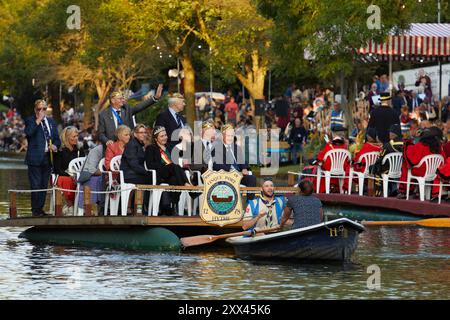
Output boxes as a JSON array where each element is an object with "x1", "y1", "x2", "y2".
[{"x1": 0, "y1": 156, "x2": 449, "y2": 299}]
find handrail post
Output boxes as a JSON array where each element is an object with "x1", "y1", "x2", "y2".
[
  {"x1": 134, "y1": 189, "x2": 143, "y2": 216},
  {"x1": 9, "y1": 192, "x2": 17, "y2": 219},
  {"x1": 84, "y1": 186, "x2": 92, "y2": 216},
  {"x1": 55, "y1": 190, "x2": 63, "y2": 217}
]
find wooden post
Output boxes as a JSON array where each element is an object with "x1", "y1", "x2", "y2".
[
  {"x1": 83, "y1": 186, "x2": 92, "y2": 216},
  {"x1": 367, "y1": 176, "x2": 375, "y2": 197},
  {"x1": 9, "y1": 192, "x2": 17, "y2": 219},
  {"x1": 288, "y1": 173, "x2": 296, "y2": 187},
  {"x1": 134, "y1": 189, "x2": 143, "y2": 216},
  {"x1": 55, "y1": 190, "x2": 63, "y2": 217}
]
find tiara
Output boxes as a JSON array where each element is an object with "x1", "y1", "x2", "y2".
[{"x1": 153, "y1": 126, "x2": 166, "y2": 136}]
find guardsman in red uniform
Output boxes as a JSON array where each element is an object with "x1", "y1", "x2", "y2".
[
  {"x1": 431, "y1": 140, "x2": 450, "y2": 201},
  {"x1": 314, "y1": 133, "x2": 349, "y2": 193},
  {"x1": 397, "y1": 127, "x2": 445, "y2": 199},
  {"x1": 352, "y1": 128, "x2": 382, "y2": 173}
]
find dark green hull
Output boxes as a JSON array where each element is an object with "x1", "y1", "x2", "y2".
[{"x1": 19, "y1": 227, "x2": 181, "y2": 251}]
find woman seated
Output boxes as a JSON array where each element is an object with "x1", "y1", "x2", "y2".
[
  {"x1": 145, "y1": 126, "x2": 191, "y2": 215},
  {"x1": 54, "y1": 126, "x2": 85, "y2": 215},
  {"x1": 120, "y1": 124, "x2": 152, "y2": 213},
  {"x1": 105, "y1": 125, "x2": 131, "y2": 171},
  {"x1": 280, "y1": 180, "x2": 323, "y2": 229},
  {"x1": 77, "y1": 142, "x2": 104, "y2": 215}
]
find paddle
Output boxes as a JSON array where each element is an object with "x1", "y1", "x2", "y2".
[
  {"x1": 362, "y1": 218, "x2": 450, "y2": 228},
  {"x1": 181, "y1": 226, "x2": 280, "y2": 248}
]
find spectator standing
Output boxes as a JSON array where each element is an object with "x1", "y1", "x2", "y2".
[
  {"x1": 368, "y1": 93, "x2": 399, "y2": 143},
  {"x1": 224, "y1": 97, "x2": 239, "y2": 126},
  {"x1": 288, "y1": 118, "x2": 307, "y2": 165},
  {"x1": 25, "y1": 100, "x2": 61, "y2": 216},
  {"x1": 98, "y1": 84, "x2": 162, "y2": 147}
]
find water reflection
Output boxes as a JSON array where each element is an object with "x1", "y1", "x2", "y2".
[{"x1": 0, "y1": 226, "x2": 448, "y2": 299}]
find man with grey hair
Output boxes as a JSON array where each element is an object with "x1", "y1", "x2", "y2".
[{"x1": 154, "y1": 93, "x2": 187, "y2": 149}]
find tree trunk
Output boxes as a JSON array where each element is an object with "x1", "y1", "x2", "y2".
[
  {"x1": 82, "y1": 87, "x2": 94, "y2": 130},
  {"x1": 235, "y1": 51, "x2": 267, "y2": 117},
  {"x1": 48, "y1": 82, "x2": 62, "y2": 123},
  {"x1": 93, "y1": 79, "x2": 111, "y2": 130},
  {"x1": 181, "y1": 54, "x2": 196, "y2": 128}
]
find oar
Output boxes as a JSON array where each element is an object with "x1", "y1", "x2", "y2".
[
  {"x1": 181, "y1": 227, "x2": 280, "y2": 248},
  {"x1": 362, "y1": 218, "x2": 450, "y2": 228}
]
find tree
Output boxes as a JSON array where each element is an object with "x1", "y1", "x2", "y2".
[{"x1": 16, "y1": 0, "x2": 167, "y2": 128}]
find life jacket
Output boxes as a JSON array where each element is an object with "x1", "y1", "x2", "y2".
[{"x1": 330, "y1": 109, "x2": 345, "y2": 131}]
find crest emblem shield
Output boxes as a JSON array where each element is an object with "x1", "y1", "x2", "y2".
[{"x1": 200, "y1": 170, "x2": 243, "y2": 227}]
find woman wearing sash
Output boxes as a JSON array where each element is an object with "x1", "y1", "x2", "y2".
[{"x1": 145, "y1": 126, "x2": 191, "y2": 214}]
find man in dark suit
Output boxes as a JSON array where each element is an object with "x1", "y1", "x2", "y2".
[
  {"x1": 213, "y1": 123, "x2": 256, "y2": 199},
  {"x1": 154, "y1": 93, "x2": 187, "y2": 149},
  {"x1": 368, "y1": 93, "x2": 400, "y2": 144},
  {"x1": 25, "y1": 100, "x2": 61, "y2": 216},
  {"x1": 98, "y1": 84, "x2": 163, "y2": 147}
]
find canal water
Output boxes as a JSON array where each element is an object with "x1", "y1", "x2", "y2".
[{"x1": 0, "y1": 155, "x2": 449, "y2": 299}]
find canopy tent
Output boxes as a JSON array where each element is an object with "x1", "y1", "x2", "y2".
[
  {"x1": 358, "y1": 23, "x2": 450, "y2": 62},
  {"x1": 357, "y1": 23, "x2": 450, "y2": 99}
]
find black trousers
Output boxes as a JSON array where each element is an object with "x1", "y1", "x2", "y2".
[
  {"x1": 28, "y1": 157, "x2": 51, "y2": 215},
  {"x1": 241, "y1": 174, "x2": 257, "y2": 200}
]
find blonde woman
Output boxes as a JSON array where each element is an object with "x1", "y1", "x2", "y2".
[
  {"x1": 105, "y1": 125, "x2": 131, "y2": 171},
  {"x1": 54, "y1": 126, "x2": 85, "y2": 214}
]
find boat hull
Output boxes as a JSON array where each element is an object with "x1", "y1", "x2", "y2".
[
  {"x1": 226, "y1": 218, "x2": 364, "y2": 262},
  {"x1": 19, "y1": 227, "x2": 181, "y2": 251}
]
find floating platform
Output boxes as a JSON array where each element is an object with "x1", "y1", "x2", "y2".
[
  {"x1": 19, "y1": 227, "x2": 181, "y2": 251},
  {"x1": 0, "y1": 216, "x2": 243, "y2": 239},
  {"x1": 316, "y1": 194, "x2": 450, "y2": 218}
]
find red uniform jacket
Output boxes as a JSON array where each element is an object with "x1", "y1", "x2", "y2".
[
  {"x1": 404, "y1": 141, "x2": 445, "y2": 176},
  {"x1": 353, "y1": 142, "x2": 381, "y2": 173},
  {"x1": 317, "y1": 143, "x2": 349, "y2": 171}
]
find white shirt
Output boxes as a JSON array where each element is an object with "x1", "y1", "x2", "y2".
[
  {"x1": 169, "y1": 107, "x2": 185, "y2": 128},
  {"x1": 202, "y1": 139, "x2": 213, "y2": 170}
]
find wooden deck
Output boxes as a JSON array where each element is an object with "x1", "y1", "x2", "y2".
[
  {"x1": 316, "y1": 193, "x2": 450, "y2": 217},
  {"x1": 0, "y1": 216, "x2": 243, "y2": 228}
]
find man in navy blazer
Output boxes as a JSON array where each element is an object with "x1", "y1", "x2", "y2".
[
  {"x1": 25, "y1": 100, "x2": 61, "y2": 216},
  {"x1": 213, "y1": 124, "x2": 256, "y2": 199},
  {"x1": 154, "y1": 93, "x2": 187, "y2": 149}
]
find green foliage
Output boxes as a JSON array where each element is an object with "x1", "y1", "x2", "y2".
[
  {"x1": 256, "y1": 0, "x2": 443, "y2": 80},
  {"x1": 303, "y1": 130, "x2": 325, "y2": 160},
  {"x1": 134, "y1": 95, "x2": 168, "y2": 128}
]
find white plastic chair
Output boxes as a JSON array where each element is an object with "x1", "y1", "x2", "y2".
[
  {"x1": 177, "y1": 170, "x2": 194, "y2": 216},
  {"x1": 348, "y1": 152, "x2": 379, "y2": 196},
  {"x1": 381, "y1": 152, "x2": 403, "y2": 198},
  {"x1": 316, "y1": 149, "x2": 351, "y2": 194},
  {"x1": 109, "y1": 155, "x2": 135, "y2": 216},
  {"x1": 438, "y1": 179, "x2": 449, "y2": 204},
  {"x1": 144, "y1": 162, "x2": 168, "y2": 216},
  {"x1": 191, "y1": 170, "x2": 203, "y2": 214},
  {"x1": 98, "y1": 158, "x2": 110, "y2": 216},
  {"x1": 68, "y1": 157, "x2": 86, "y2": 216},
  {"x1": 406, "y1": 154, "x2": 444, "y2": 201}
]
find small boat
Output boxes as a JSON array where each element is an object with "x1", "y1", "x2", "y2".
[
  {"x1": 226, "y1": 218, "x2": 365, "y2": 262},
  {"x1": 212, "y1": 195, "x2": 233, "y2": 203}
]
